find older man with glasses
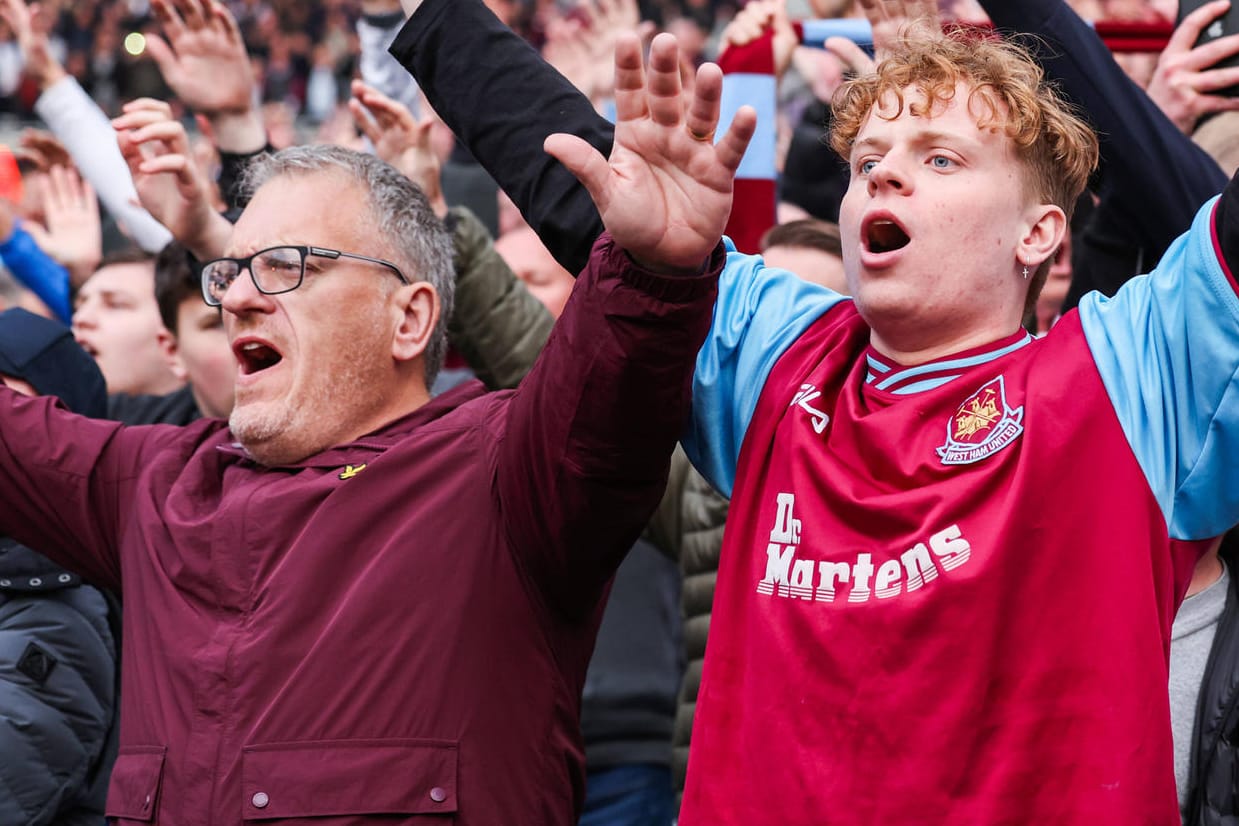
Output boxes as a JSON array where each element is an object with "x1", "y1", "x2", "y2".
[{"x1": 0, "y1": 32, "x2": 754, "y2": 826}]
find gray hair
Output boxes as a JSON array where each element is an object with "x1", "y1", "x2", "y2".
[{"x1": 238, "y1": 145, "x2": 456, "y2": 387}]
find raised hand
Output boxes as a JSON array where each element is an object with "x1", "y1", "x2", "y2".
[
  {"x1": 823, "y1": 36, "x2": 876, "y2": 78},
  {"x1": 113, "y1": 98, "x2": 232, "y2": 260},
  {"x1": 348, "y1": 80, "x2": 448, "y2": 217},
  {"x1": 542, "y1": 13, "x2": 598, "y2": 100},
  {"x1": 545, "y1": 33, "x2": 756, "y2": 273},
  {"x1": 147, "y1": 0, "x2": 254, "y2": 115},
  {"x1": 15, "y1": 128, "x2": 72, "y2": 172},
  {"x1": 582, "y1": 0, "x2": 653, "y2": 98},
  {"x1": 0, "y1": 0, "x2": 65, "y2": 90},
  {"x1": 1146, "y1": 0, "x2": 1239, "y2": 134},
  {"x1": 857, "y1": 0, "x2": 942, "y2": 60},
  {"x1": 24, "y1": 165, "x2": 101, "y2": 287}
]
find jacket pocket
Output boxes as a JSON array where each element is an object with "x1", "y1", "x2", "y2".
[
  {"x1": 105, "y1": 745, "x2": 167, "y2": 822},
  {"x1": 241, "y1": 738, "x2": 458, "y2": 820}
]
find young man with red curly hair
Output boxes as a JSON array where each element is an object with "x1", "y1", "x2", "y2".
[
  {"x1": 661, "y1": 30, "x2": 1238, "y2": 822},
  {"x1": 539, "y1": 22, "x2": 1239, "y2": 824}
]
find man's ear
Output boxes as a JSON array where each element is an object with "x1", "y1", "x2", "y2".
[
  {"x1": 157, "y1": 328, "x2": 189, "y2": 382},
  {"x1": 391, "y1": 282, "x2": 440, "y2": 364},
  {"x1": 1018, "y1": 203, "x2": 1067, "y2": 269}
]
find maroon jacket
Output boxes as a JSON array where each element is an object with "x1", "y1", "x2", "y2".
[{"x1": 0, "y1": 236, "x2": 722, "y2": 826}]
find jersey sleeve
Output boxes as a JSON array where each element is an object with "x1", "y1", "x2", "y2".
[
  {"x1": 1079, "y1": 193, "x2": 1239, "y2": 540},
  {"x1": 683, "y1": 241, "x2": 846, "y2": 497}
]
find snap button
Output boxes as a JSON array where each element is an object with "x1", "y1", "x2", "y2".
[
  {"x1": 252, "y1": 792, "x2": 270, "y2": 809},
  {"x1": 430, "y1": 787, "x2": 447, "y2": 803}
]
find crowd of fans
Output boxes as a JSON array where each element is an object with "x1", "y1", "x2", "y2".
[
  {"x1": 0, "y1": 0, "x2": 1237, "y2": 823},
  {"x1": 0, "y1": 0, "x2": 742, "y2": 123}
]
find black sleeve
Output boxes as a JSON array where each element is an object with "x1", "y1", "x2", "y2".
[
  {"x1": 982, "y1": 0, "x2": 1228, "y2": 298},
  {"x1": 389, "y1": 0, "x2": 609, "y2": 276},
  {"x1": 217, "y1": 144, "x2": 276, "y2": 212}
]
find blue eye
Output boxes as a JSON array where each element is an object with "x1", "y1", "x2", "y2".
[
  {"x1": 930, "y1": 155, "x2": 953, "y2": 169},
  {"x1": 860, "y1": 159, "x2": 878, "y2": 174}
]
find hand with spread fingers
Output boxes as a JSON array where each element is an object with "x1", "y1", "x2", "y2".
[
  {"x1": 1147, "y1": 0, "x2": 1239, "y2": 134},
  {"x1": 15, "y1": 129, "x2": 72, "y2": 172},
  {"x1": 147, "y1": 0, "x2": 266, "y2": 152},
  {"x1": 583, "y1": 0, "x2": 652, "y2": 98},
  {"x1": 147, "y1": 0, "x2": 253, "y2": 114},
  {"x1": 349, "y1": 80, "x2": 448, "y2": 217},
  {"x1": 113, "y1": 99, "x2": 233, "y2": 261},
  {"x1": 23, "y1": 165, "x2": 102, "y2": 288},
  {"x1": 857, "y1": 0, "x2": 942, "y2": 60},
  {"x1": 543, "y1": 14, "x2": 598, "y2": 100},
  {"x1": 544, "y1": 33, "x2": 756, "y2": 273}
]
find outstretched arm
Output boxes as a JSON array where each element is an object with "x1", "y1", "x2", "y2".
[
  {"x1": 0, "y1": 198, "x2": 71, "y2": 323},
  {"x1": 145, "y1": 0, "x2": 271, "y2": 210},
  {"x1": 392, "y1": 0, "x2": 612, "y2": 276},
  {"x1": 22, "y1": 166, "x2": 102, "y2": 291},
  {"x1": 498, "y1": 34, "x2": 755, "y2": 613},
  {"x1": 980, "y1": 0, "x2": 1227, "y2": 263},
  {"x1": 1077, "y1": 169, "x2": 1239, "y2": 544}
]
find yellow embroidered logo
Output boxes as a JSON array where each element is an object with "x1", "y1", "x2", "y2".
[
  {"x1": 936, "y1": 375, "x2": 1024, "y2": 466},
  {"x1": 338, "y1": 464, "x2": 367, "y2": 480},
  {"x1": 953, "y1": 388, "x2": 1001, "y2": 440}
]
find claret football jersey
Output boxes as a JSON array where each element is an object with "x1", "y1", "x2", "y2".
[{"x1": 680, "y1": 196, "x2": 1239, "y2": 824}]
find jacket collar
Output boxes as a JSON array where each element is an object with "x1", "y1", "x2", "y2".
[{"x1": 215, "y1": 379, "x2": 490, "y2": 469}]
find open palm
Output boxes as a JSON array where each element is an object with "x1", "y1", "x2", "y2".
[
  {"x1": 148, "y1": 0, "x2": 254, "y2": 114},
  {"x1": 547, "y1": 33, "x2": 756, "y2": 272}
]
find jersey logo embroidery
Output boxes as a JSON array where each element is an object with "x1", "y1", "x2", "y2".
[
  {"x1": 338, "y1": 464, "x2": 367, "y2": 480},
  {"x1": 937, "y1": 375, "x2": 1024, "y2": 465},
  {"x1": 790, "y1": 384, "x2": 830, "y2": 434}
]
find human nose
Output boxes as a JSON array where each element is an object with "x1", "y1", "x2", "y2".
[
  {"x1": 71, "y1": 299, "x2": 97, "y2": 331},
  {"x1": 866, "y1": 154, "x2": 913, "y2": 197},
  {"x1": 219, "y1": 264, "x2": 273, "y2": 315}
]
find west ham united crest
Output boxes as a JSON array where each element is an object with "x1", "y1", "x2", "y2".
[{"x1": 937, "y1": 375, "x2": 1024, "y2": 465}]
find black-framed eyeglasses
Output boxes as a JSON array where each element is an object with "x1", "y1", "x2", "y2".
[{"x1": 200, "y1": 245, "x2": 409, "y2": 307}]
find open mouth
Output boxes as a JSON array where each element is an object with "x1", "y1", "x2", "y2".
[
  {"x1": 864, "y1": 218, "x2": 911, "y2": 254},
  {"x1": 235, "y1": 340, "x2": 283, "y2": 375}
]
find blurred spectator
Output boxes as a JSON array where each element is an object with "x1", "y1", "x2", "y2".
[
  {"x1": 71, "y1": 249, "x2": 184, "y2": 398},
  {"x1": 0, "y1": 0, "x2": 788, "y2": 122},
  {"x1": 494, "y1": 224, "x2": 575, "y2": 319}
]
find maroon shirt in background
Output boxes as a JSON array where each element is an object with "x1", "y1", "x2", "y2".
[{"x1": 0, "y1": 234, "x2": 723, "y2": 826}]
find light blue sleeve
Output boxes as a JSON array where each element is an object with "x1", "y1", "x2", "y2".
[
  {"x1": 1079, "y1": 195, "x2": 1239, "y2": 540},
  {"x1": 684, "y1": 240, "x2": 847, "y2": 497}
]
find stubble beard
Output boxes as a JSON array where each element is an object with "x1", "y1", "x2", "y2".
[{"x1": 228, "y1": 307, "x2": 394, "y2": 466}]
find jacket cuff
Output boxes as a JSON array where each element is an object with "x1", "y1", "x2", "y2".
[
  {"x1": 388, "y1": 0, "x2": 450, "y2": 64},
  {"x1": 594, "y1": 232, "x2": 724, "y2": 304}
]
